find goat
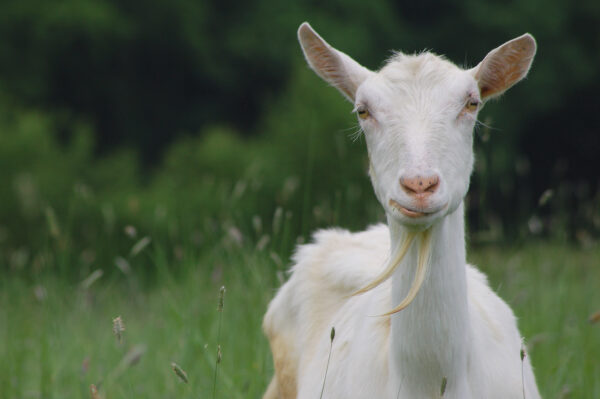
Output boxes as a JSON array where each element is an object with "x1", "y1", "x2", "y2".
[{"x1": 262, "y1": 22, "x2": 541, "y2": 399}]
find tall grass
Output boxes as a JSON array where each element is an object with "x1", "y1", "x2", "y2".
[
  {"x1": 0, "y1": 245, "x2": 279, "y2": 398},
  {"x1": 469, "y1": 242, "x2": 600, "y2": 398},
  {"x1": 0, "y1": 239, "x2": 598, "y2": 398},
  {"x1": 0, "y1": 104, "x2": 598, "y2": 397}
]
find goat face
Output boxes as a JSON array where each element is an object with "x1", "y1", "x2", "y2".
[
  {"x1": 357, "y1": 55, "x2": 478, "y2": 227},
  {"x1": 298, "y1": 22, "x2": 536, "y2": 228}
]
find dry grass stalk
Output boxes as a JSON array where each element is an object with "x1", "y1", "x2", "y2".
[
  {"x1": 213, "y1": 286, "x2": 226, "y2": 399},
  {"x1": 521, "y1": 347, "x2": 526, "y2": 399},
  {"x1": 319, "y1": 327, "x2": 336, "y2": 399},
  {"x1": 218, "y1": 286, "x2": 226, "y2": 312}
]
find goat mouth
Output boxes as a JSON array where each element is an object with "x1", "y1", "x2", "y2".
[{"x1": 388, "y1": 199, "x2": 443, "y2": 218}]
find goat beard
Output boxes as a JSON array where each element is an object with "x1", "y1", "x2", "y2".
[{"x1": 352, "y1": 228, "x2": 432, "y2": 316}]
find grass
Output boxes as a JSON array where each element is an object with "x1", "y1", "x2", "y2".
[
  {"x1": 0, "y1": 246, "x2": 278, "y2": 398},
  {"x1": 0, "y1": 239, "x2": 598, "y2": 398},
  {"x1": 469, "y1": 241, "x2": 600, "y2": 398}
]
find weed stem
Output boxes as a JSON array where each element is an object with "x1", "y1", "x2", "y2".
[
  {"x1": 319, "y1": 327, "x2": 335, "y2": 399},
  {"x1": 212, "y1": 286, "x2": 226, "y2": 399}
]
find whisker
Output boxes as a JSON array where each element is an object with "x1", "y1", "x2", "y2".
[
  {"x1": 345, "y1": 123, "x2": 364, "y2": 142},
  {"x1": 474, "y1": 117, "x2": 499, "y2": 132}
]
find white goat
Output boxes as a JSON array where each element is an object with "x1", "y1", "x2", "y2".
[{"x1": 263, "y1": 22, "x2": 540, "y2": 399}]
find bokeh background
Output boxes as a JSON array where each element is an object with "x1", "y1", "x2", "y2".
[{"x1": 0, "y1": 1, "x2": 598, "y2": 398}]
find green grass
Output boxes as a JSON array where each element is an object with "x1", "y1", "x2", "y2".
[
  {"x1": 470, "y1": 242, "x2": 600, "y2": 398},
  {"x1": 1, "y1": 241, "x2": 598, "y2": 398},
  {"x1": 0, "y1": 246, "x2": 279, "y2": 398}
]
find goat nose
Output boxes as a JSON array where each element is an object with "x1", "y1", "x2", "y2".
[{"x1": 400, "y1": 174, "x2": 440, "y2": 196}]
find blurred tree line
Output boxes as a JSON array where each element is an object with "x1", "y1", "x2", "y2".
[{"x1": 0, "y1": 0, "x2": 598, "y2": 275}]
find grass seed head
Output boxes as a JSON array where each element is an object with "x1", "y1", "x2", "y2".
[
  {"x1": 538, "y1": 189, "x2": 554, "y2": 206},
  {"x1": 440, "y1": 376, "x2": 447, "y2": 396},
  {"x1": 112, "y1": 316, "x2": 125, "y2": 343},
  {"x1": 272, "y1": 207, "x2": 283, "y2": 234},
  {"x1": 124, "y1": 225, "x2": 137, "y2": 238},
  {"x1": 217, "y1": 345, "x2": 222, "y2": 364},
  {"x1": 218, "y1": 286, "x2": 226, "y2": 312},
  {"x1": 90, "y1": 384, "x2": 101, "y2": 399},
  {"x1": 81, "y1": 269, "x2": 104, "y2": 290},
  {"x1": 330, "y1": 327, "x2": 335, "y2": 342},
  {"x1": 171, "y1": 362, "x2": 188, "y2": 383},
  {"x1": 252, "y1": 215, "x2": 263, "y2": 234},
  {"x1": 114, "y1": 256, "x2": 131, "y2": 275},
  {"x1": 121, "y1": 344, "x2": 146, "y2": 368},
  {"x1": 270, "y1": 252, "x2": 283, "y2": 268},
  {"x1": 130, "y1": 236, "x2": 152, "y2": 257},
  {"x1": 256, "y1": 234, "x2": 270, "y2": 251},
  {"x1": 45, "y1": 207, "x2": 61, "y2": 238}
]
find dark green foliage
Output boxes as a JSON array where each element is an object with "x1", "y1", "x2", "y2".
[{"x1": 0, "y1": 0, "x2": 598, "y2": 277}]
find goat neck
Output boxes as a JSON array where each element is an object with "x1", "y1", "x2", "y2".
[{"x1": 387, "y1": 202, "x2": 471, "y2": 396}]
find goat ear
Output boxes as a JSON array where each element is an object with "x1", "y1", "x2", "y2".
[
  {"x1": 472, "y1": 34, "x2": 537, "y2": 101},
  {"x1": 298, "y1": 22, "x2": 371, "y2": 102}
]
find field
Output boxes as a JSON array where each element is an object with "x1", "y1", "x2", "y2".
[
  {"x1": 0, "y1": 2, "x2": 598, "y2": 398},
  {"x1": 1, "y1": 237, "x2": 598, "y2": 398}
]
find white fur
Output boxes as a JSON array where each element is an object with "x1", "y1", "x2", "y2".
[{"x1": 263, "y1": 23, "x2": 540, "y2": 399}]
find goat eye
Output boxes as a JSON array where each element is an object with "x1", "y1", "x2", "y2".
[
  {"x1": 465, "y1": 99, "x2": 480, "y2": 112},
  {"x1": 357, "y1": 107, "x2": 370, "y2": 120}
]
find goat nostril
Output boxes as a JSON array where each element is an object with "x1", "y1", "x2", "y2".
[
  {"x1": 400, "y1": 177, "x2": 415, "y2": 194},
  {"x1": 400, "y1": 175, "x2": 440, "y2": 195}
]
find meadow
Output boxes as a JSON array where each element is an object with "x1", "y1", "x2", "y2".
[
  {"x1": 1, "y1": 230, "x2": 599, "y2": 398},
  {"x1": 1, "y1": 69, "x2": 598, "y2": 399},
  {"x1": 0, "y1": 3, "x2": 598, "y2": 396}
]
